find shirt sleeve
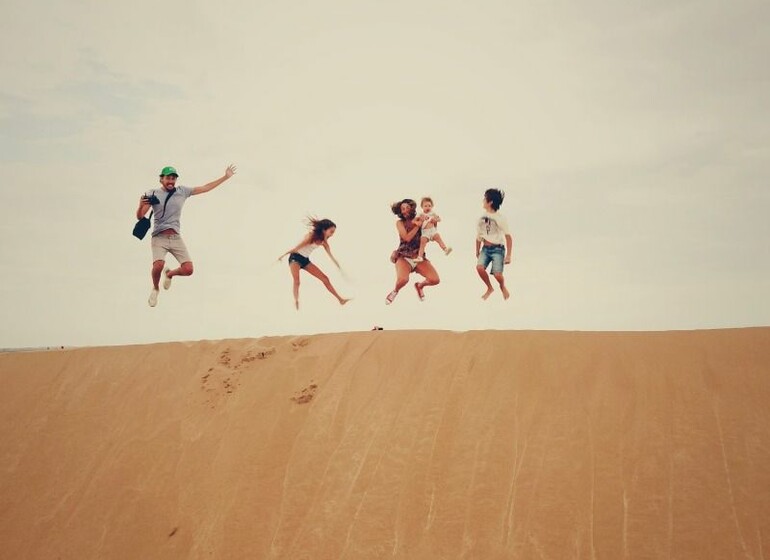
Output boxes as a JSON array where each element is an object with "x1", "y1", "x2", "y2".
[{"x1": 178, "y1": 186, "x2": 194, "y2": 199}]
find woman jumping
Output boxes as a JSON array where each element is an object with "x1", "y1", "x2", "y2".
[{"x1": 278, "y1": 218, "x2": 351, "y2": 310}]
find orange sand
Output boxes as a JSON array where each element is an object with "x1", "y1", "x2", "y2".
[{"x1": 1, "y1": 329, "x2": 769, "y2": 559}]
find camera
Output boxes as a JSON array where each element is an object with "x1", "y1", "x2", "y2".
[{"x1": 144, "y1": 194, "x2": 161, "y2": 205}]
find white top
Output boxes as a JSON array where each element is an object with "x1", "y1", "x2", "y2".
[
  {"x1": 476, "y1": 211, "x2": 509, "y2": 246},
  {"x1": 421, "y1": 211, "x2": 438, "y2": 233},
  {"x1": 295, "y1": 242, "x2": 320, "y2": 258}
]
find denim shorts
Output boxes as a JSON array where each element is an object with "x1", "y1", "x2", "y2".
[
  {"x1": 477, "y1": 244, "x2": 505, "y2": 274},
  {"x1": 288, "y1": 253, "x2": 311, "y2": 269}
]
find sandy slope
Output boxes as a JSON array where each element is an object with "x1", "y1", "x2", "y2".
[{"x1": 1, "y1": 329, "x2": 769, "y2": 559}]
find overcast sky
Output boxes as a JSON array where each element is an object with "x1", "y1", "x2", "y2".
[{"x1": 1, "y1": 0, "x2": 768, "y2": 348}]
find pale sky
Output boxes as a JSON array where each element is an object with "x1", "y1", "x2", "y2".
[{"x1": 1, "y1": 0, "x2": 768, "y2": 348}]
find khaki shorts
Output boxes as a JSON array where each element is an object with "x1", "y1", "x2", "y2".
[{"x1": 151, "y1": 233, "x2": 192, "y2": 264}]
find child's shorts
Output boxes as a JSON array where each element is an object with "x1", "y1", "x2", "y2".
[
  {"x1": 478, "y1": 244, "x2": 505, "y2": 274},
  {"x1": 421, "y1": 227, "x2": 438, "y2": 240}
]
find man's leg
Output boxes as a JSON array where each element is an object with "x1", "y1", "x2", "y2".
[
  {"x1": 163, "y1": 236, "x2": 194, "y2": 289},
  {"x1": 148, "y1": 260, "x2": 164, "y2": 307},
  {"x1": 166, "y1": 261, "x2": 194, "y2": 279},
  {"x1": 151, "y1": 260, "x2": 165, "y2": 289}
]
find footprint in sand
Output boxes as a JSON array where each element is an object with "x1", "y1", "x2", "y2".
[
  {"x1": 218, "y1": 349, "x2": 232, "y2": 367},
  {"x1": 242, "y1": 346, "x2": 276, "y2": 364},
  {"x1": 291, "y1": 337, "x2": 310, "y2": 351},
  {"x1": 291, "y1": 383, "x2": 318, "y2": 404}
]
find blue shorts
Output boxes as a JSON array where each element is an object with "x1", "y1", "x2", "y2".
[
  {"x1": 477, "y1": 244, "x2": 505, "y2": 274},
  {"x1": 288, "y1": 253, "x2": 311, "y2": 269}
]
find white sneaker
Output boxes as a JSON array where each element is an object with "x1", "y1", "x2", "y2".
[
  {"x1": 148, "y1": 289, "x2": 159, "y2": 307},
  {"x1": 162, "y1": 268, "x2": 172, "y2": 290}
]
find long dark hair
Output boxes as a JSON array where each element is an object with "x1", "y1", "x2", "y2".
[
  {"x1": 390, "y1": 199, "x2": 417, "y2": 220},
  {"x1": 306, "y1": 217, "x2": 336, "y2": 242}
]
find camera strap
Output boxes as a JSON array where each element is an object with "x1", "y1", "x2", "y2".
[{"x1": 156, "y1": 188, "x2": 176, "y2": 220}]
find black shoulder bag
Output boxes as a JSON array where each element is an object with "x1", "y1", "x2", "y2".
[{"x1": 132, "y1": 189, "x2": 175, "y2": 240}]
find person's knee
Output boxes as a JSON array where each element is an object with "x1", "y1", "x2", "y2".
[
  {"x1": 476, "y1": 265, "x2": 486, "y2": 273},
  {"x1": 180, "y1": 262, "x2": 194, "y2": 276},
  {"x1": 152, "y1": 261, "x2": 165, "y2": 272}
]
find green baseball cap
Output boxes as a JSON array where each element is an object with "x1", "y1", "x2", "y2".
[{"x1": 159, "y1": 166, "x2": 179, "y2": 177}]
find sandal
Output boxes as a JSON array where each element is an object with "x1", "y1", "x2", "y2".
[{"x1": 385, "y1": 290, "x2": 398, "y2": 305}]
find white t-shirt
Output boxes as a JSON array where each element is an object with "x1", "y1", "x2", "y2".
[
  {"x1": 421, "y1": 211, "x2": 438, "y2": 233},
  {"x1": 476, "y1": 211, "x2": 509, "y2": 246}
]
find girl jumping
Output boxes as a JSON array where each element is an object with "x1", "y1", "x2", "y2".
[{"x1": 278, "y1": 218, "x2": 351, "y2": 310}]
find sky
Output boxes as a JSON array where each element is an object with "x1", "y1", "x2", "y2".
[{"x1": 1, "y1": 0, "x2": 768, "y2": 348}]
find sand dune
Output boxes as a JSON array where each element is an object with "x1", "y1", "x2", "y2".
[{"x1": 1, "y1": 329, "x2": 769, "y2": 559}]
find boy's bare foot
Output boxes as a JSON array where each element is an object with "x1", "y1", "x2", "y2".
[
  {"x1": 294, "y1": 299, "x2": 300, "y2": 310},
  {"x1": 501, "y1": 287, "x2": 510, "y2": 300},
  {"x1": 339, "y1": 298, "x2": 352, "y2": 306},
  {"x1": 481, "y1": 288, "x2": 494, "y2": 300}
]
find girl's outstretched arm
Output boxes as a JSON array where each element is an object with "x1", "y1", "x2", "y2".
[
  {"x1": 278, "y1": 233, "x2": 313, "y2": 261},
  {"x1": 322, "y1": 241, "x2": 342, "y2": 269}
]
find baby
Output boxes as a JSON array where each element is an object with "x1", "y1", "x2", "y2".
[{"x1": 415, "y1": 196, "x2": 451, "y2": 262}]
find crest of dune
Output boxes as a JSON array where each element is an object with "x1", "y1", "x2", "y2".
[{"x1": 1, "y1": 329, "x2": 769, "y2": 559}]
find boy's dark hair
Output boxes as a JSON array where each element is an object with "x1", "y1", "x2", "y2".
[
  {"x1": 484, "y1": 188, "x2": 505, "y2": 211},
  {"x1": 391, "y1": 199, "x2": 417, "y2": 220},
  {"x1": 420, "y1": 196, "x2": 433, "y2": 205},
  {"x1": 306, "y1": 217, "x2": 336, "y2": 242}
]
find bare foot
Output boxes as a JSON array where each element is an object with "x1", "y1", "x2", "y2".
[
  {"x1": 415, "y1": 282, "x2": 425, "y2": 301},
  {"x1": 481, "y1": 288, "x2": 494, "y2": 300},
  {"x1": 339, "y1": 298, "x2": 352, "y2": 306},
  {"x1": 501, "y1": 287, "x2": 510, "y2": 300},
  {"x1": 294, "y1": 299, "x2": 300, "y2": 310}
]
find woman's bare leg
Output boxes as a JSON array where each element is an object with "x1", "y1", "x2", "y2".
[
  {"x1": 290, "y1": 262, "x2": 302, "y2": 309},
  {"x1": 414, "y1": 260, "x2": 440, "y2": 300},
  {"x1": 305, "y1": 263, "x2": 350, "y2": 305},
  {"x1": 386, "y1": 259, "x2": 412, "y2": 304}
]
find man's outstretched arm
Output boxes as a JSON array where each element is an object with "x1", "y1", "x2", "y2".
[{"x1": 191, "y1": 164, "x2": 237, "y2": 195}]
